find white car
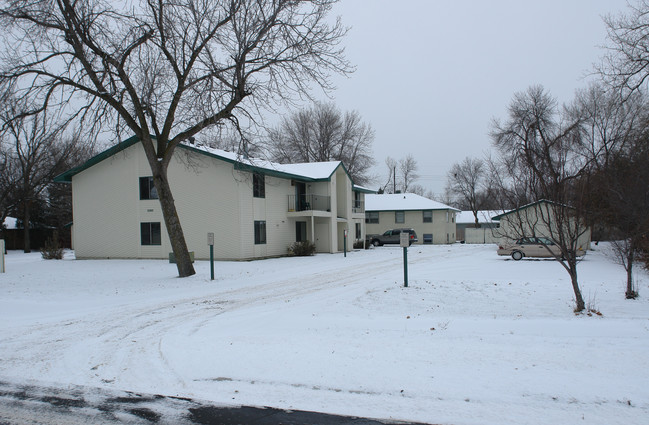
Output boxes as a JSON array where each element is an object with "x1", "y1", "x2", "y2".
[{"x1": 497, "y1": 237, "x2": 584, "y2": 260}]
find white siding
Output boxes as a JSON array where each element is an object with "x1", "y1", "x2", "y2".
[
  {"x1": 495, "y1": 204, "x2": 591, "y2": 251},
  {"x1": 71, "y1": 143, "x2": 361, "y2": 260},
  {"x1": 255, "y1": 174, "x2": 295, "y2": 257},
  {"x1": 72, "y1": 147, "x2": 143, "y2": 258},
  {"x1": 365, "y1": 209, "x2": 457, "y2": 245},
  {"x1": 464, "y1": 228, "x2": 502, "y2": 244},
  {"x1": 168, "y1": 150, "x2": 242, "y2": 260},
  {"x1": 72, "y1": 144, "x2": 248, "y2": 260}
]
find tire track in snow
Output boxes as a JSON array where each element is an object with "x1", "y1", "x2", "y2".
[
  {"x1": 90, "y1": 255, "x2": 410, "y2": 391},
  {"x1": 0, "y1": 253, "x2": 408, "y2": 396}
]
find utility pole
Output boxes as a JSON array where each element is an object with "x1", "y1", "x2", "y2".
[{"x1": 393, "y1": 166, "x2": 396, "y2": 193}]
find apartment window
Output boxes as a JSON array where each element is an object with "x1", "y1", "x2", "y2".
[
  {"x1": 141, "y1": 222, "x2": 161, "y2": 245},
  {"x1": 253, "y1": 172, "x2": 265, "y2": 198},
  {"x1": 355, "y1": 222, "x2": 361, "y2": 239},
  {"x1": 365, "y1": 211, "x2": 379, "y2": 224},
  {"x1": 139, "y1": 177, "x2": 158, "y2": 200},
  {"x1": 423, "y1": 233, "x2": 433, "y2": 244},
  {"x1": 395, "y1": 211, "x2": 405, "y2": 224},
  {"x1": 423, "y1": 210, "x2": 432, "y2": 223},
  {"x1": 254, "y1": 220, "x2": 267, "y2": 244}
]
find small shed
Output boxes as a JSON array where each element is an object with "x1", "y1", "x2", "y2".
[
  {"x1": 455, "y1": 210, "x2": 502, "y2": 243},
  {"x1": 490, "y1": 200, "x2": 591, "y2": 251}
]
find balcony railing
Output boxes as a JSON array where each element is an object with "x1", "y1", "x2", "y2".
[
  {"x1": 288, "y1": 194, "x2": 331, "y2": 212},
  {"x1": 352, "y1": 199, "x2": 364, "y2": 214}
]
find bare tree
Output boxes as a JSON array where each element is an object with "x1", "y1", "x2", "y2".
[
  {"x1": 447, "y1": 157, "x2": 486, "y2": 228},
  {"x1": 0, "y1": 138, "x2": 18, "y2": 238},
  {"x1": 266, "y1": 102, "x2": 375, "y2": 185},
  {"x1": 491, "y1": 85, "x2": 591, "y2": 312},
  {"x1": 0, "y1": 0, "x2": 351, "y2": 276},
  {"x1": 408, "y1": 184, "x2": 430, "y2": 198},
  {"x1": 574, "y1": 84, "x2": 649, "y2": 299},
  {"x1": 380, "y1": 155, "x2": 418, "y2": 193},
  {"x1": 434, "y1": 184, "x2": 456, "y2": 206},
  {"x1": 399, "y1": 154, "x2": 419, "y2": 193},
  {"x1": 600, "y1": 1, "x2": 649, "y2": 94},
  {"x1": 379, "y1": 156, "x2": 398, "y2": 193},
  {"x1": 0, "y1": 90, "x2": 87, "y2": 252},
  {"x1": 583, "y1": 141, "x2": 649, "y2": 299}
]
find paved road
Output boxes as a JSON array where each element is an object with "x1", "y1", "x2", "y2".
[{"x1": 0, "y1": 380, "x2": 432, "y2": 425}]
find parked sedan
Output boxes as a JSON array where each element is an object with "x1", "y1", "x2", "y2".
[{"x1": 497, "y1": 237, "x2": 584, "y2": 260}]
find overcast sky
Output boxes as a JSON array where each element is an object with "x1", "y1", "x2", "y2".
[{"x1": 313, "y1": 0, "x2": 630, "y2": 195}]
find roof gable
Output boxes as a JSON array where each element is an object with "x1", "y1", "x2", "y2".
[{"x1": 54, "y1": 135, "x2": 141, "y2": 182}]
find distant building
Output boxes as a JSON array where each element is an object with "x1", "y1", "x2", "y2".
[
  {"x1": 455, "y1": 210, "x2": 501, "y2": 244},
  {"x1": 365, "y1": 193, "x2": 459, "y2": 244}
]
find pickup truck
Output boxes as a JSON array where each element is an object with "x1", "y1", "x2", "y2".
[{"x1": 367, "y1": 228, "x2": 418, "y2": 247}]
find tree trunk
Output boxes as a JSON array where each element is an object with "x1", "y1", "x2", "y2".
[
  {"x1": 569, "y1": 261, "x2": 585, "y2": 312},
  {"x1": 153, "y1": 171, "x2": 195, "y2": 278},
  {"x1": 625, "y1": 248, "x2": 636, "y2": 299},
  {"x1": 23, "y1": 200, "x2": 31, "y2": 253}
]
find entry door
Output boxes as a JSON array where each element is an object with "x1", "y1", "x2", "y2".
[
  {"x1": 296, "y1": 221, "x2": 307, "y2": 242},
  {"x1": 315, "y1": 222, "x2": 329, "y2": 252}
]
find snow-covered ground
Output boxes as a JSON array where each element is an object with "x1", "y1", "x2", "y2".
[{"x1": 0, "y1": 243, "x2": 647, "y2": 425}]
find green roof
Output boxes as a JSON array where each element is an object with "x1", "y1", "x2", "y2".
[{"x1": 54, "y1": 136, "x2": 368, "y2": 188}]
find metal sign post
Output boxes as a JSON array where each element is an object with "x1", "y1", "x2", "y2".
[
  {"x1": 0, "y1": 240, "x2": 4, "y2": 273},
  {"x1": 400, "y1": 232, "x2": 409, "y2": 287},
  {"x1": 207, "y1": 232, "x2": 214, "y2": 280},
  {"x1": 343, "y1": 229, "x2": 348, "y2": 257}
]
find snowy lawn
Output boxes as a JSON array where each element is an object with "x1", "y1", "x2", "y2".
[{"x1": 0, "y1": 243, "x2": 648, "y2": 425}]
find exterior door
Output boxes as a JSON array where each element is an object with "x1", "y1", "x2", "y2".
[
  {"x1": 296, "y1": 221, "x2": 307, "y2": 242},
  {"x1": 315, "y1": 222, "x2": 329, "y2": 252},
  {"x1": 296, "y1": 182, "x2": 306, "y2": 210}
]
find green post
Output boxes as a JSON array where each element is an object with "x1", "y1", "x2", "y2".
[
  {"x1": 403, "y1": 246, "x2": 408, "y2": 287},
  {"x1": 208, "y1": 232, "x2": 215, "y2": 281},
  {"x1": 210, "y1": 245, "x2": 214, "y2": 280},
  {"x1": 0, "y1": 240, "x2": 4, "y2": 273}
]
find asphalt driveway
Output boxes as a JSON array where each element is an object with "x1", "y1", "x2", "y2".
[{"x1": 0, "y1": 379, "x2": 432, "y2": 425}]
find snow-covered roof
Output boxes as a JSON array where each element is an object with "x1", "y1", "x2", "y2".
[
  {"x1": 365, "y1": 193, "x2": 459, "y2": 212},
  {"x1": 456, "y1": 210, "x2": 502, "y2": 224},
  {"x1": 352, "y1": 184, "x2": 375, "y2": 194},
  {"x1": 182, "y1": 143, "x2": 348, "y2": 181},
  {"x1": 55, "y1": 135, "x2": 352, "y2": 184},
  {"x1": 187, "y1": 144, "x2": 343, "y2": 180}
]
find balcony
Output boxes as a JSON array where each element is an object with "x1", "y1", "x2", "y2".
[
  {"x1": 352, "y1": 199, "x2": 364, "y2": 214},
  {"x1": 288, "y1": 194, "x2": 331, "y2": 212}
]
